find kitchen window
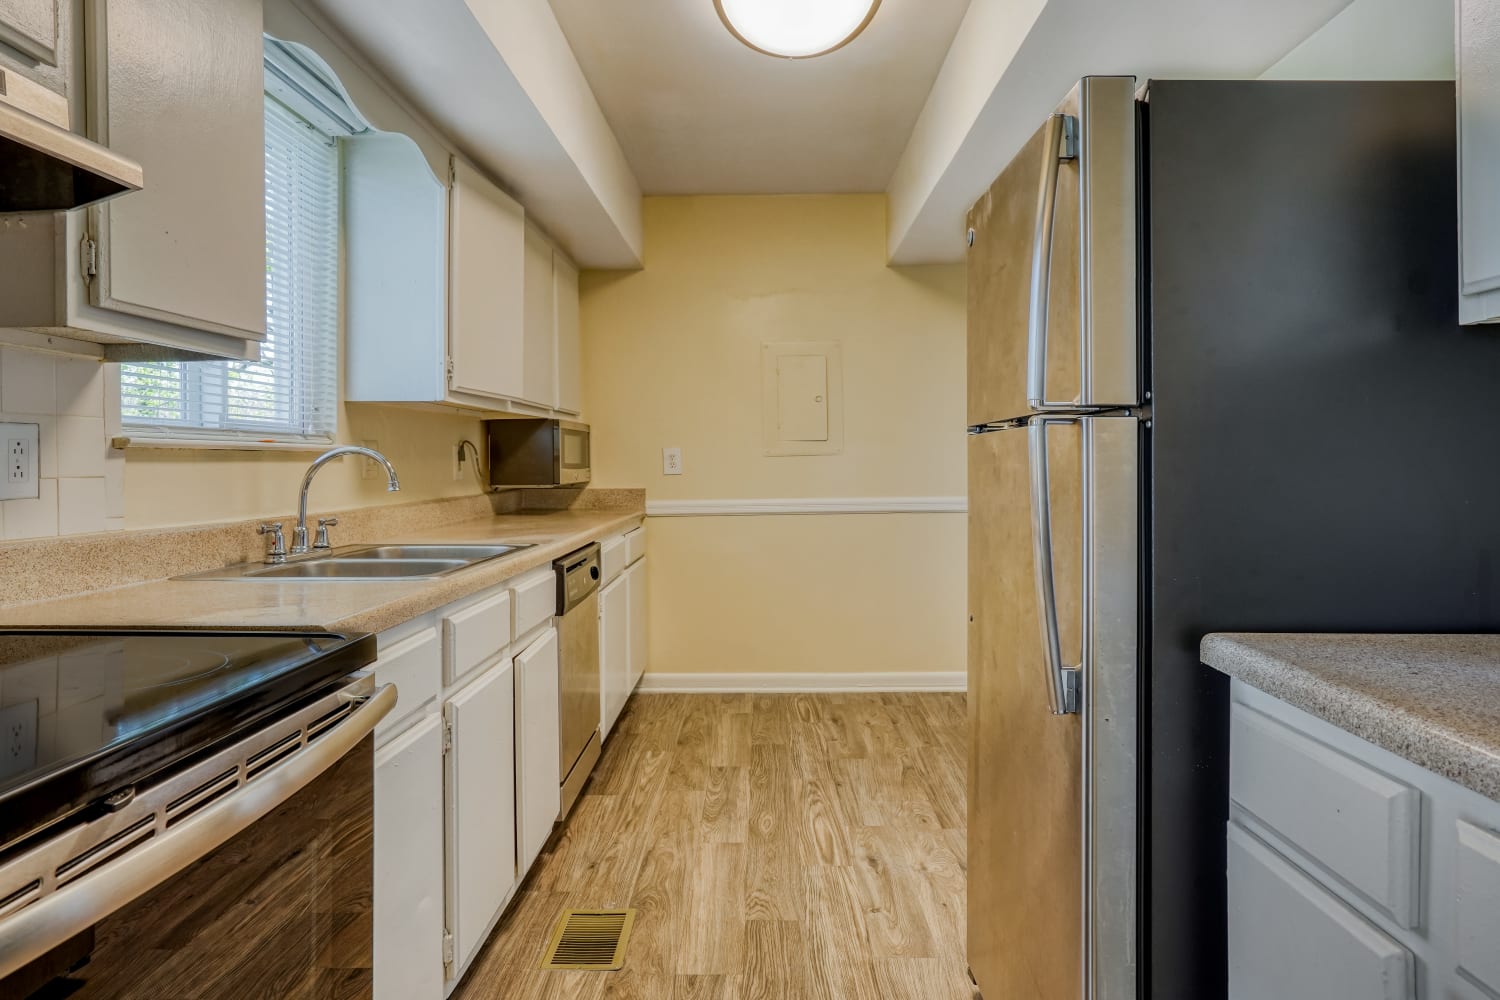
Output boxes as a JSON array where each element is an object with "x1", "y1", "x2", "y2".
[{"x1": 118, "y1": 92, "x2": 340, "y2": 446}]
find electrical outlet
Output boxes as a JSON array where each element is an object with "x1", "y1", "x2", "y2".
[
  {"x1": 360, "y1": 440, "x2": 380, "y2": 481},
  {"x1": 662, "y1": 447, "x2": 683, "y2": 476},
  {"x1": 0, "y1": 422, "x2": 39, "y2": 500},
  {"x1": 0, "y1": 701, "x2": 37, "y2": 782}
]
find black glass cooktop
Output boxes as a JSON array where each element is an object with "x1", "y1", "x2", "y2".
[{"x1": 0, "y1": 629, "x2": 376, "y2": 851}]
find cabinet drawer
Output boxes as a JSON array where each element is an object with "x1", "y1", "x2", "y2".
[
  {"x1": 1231, "y1": 703, "x2": 1421, "y2": 926},
  {"x1": 1456, "y1": 820, "x2": 1500, "y2": 995},
  {"x1": 624, "y1": 525, "x2": 645, "y2": 566},
  {"x1": 511, "y1": 567, "x2": 556, "y2": 639},
  {"x1": 444, "y1": 589, "x2": 512, "y2": 686},
  {"x1": 1229, "y1": 823, "x2": 1414, "y2": 1000},
  {"x1": 373, "y1": 626, "x2": 441, "y2": 745},
  {"x1": 600, "y1": 534, "x2": 627, "y2": 586}
]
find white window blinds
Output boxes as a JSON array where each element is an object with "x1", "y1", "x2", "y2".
[{"x1": 119, "y1": 95, "x2": 339, "y2": 444}]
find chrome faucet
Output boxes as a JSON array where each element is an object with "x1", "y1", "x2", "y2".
[{"x1": 292, "y1": 445, "x2": 401, "y2": 555}]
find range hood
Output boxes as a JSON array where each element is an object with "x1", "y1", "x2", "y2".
[{"x1": 0, "y1": 98, "x2": 142, "y2": 212}]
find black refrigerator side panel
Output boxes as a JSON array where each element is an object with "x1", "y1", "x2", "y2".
[{"x1": 1144, "y1": 80, "x2": 1500, "y2": 1000}]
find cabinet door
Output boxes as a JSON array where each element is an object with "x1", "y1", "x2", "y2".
[
  {"x1": 554, "y1": 252, "x2": 581, "y2": 415},
  {"x1": 0, "y1": 0, "x2": 56, "y2": 65},
  {"x1": 1228, "y1": 822, "x2": 1414, "y2": 1000},
  {"x1": 444, "y1": 661, "x2": 517, "y2": 977},
  {"x1": 514, "y1": 627, "x2": 560, "y2": 875},
  {"x1": 1460, "y1": 0, "x2": 1500, "y2": 324},
  {"x1": 626, "y1": 559, "x2": 648, "y2": 689},
  {"x1": 599, "y1": 576, "x2": 629, "y2": 739},
  {"x1": 448, "y1": 157, "x2": 525, "y2": 400},
  {"x1": 84, "y1": 0, "x2": 265, "y2": 341},
  {"x1": 375, "y1": 714, "x2": 445, "y2": 1000},
  {"x1": 522, "y1": 225, "x2": 557, "y2": 408}
]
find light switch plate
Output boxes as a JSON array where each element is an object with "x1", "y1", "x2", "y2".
[
  {"x1": 0, "y1": 422, "x2": 40, "y2": 500},
  {"x1": 360, "y1": 440, "x2": 380, "y2": 481},
  {"x1": 662, "y1": 447, "x2": 683, "y2": 475}
]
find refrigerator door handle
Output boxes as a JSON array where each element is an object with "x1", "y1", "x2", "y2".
[
  {"x1": 1028, "y1": 416, "x2": 1082, "y2": 715},
  {"x1": 1026, "y1": 113, "x2": 1080, "y2": 412}
]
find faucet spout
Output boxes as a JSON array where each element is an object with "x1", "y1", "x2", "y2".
[{"x1": 293, "y1": 445, "x2": 401, "y2": 554}]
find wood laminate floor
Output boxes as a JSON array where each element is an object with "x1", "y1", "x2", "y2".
[{"x1": 452, "y1": 692, "x2": 974, "y2": 1000}]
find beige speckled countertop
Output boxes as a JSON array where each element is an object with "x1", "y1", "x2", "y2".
[
  {"x1": 0, "y1": 508, "x2": 643, "y2": 635},
  {"x1": 1201, "y1": 633, "x2": 1500, "y2": 802}
]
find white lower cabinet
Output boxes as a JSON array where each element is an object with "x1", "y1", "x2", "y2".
[
  {"x1": 443, "y1": 659, "x2": 517, "y2": 979},
  {"x1": 515, "y1": 627, "x2": 561, "y2": 873},
  {"x1": 1229, "y1": 681, "x2": 1500, "y2": 1000},
  {"x1": 626, "y1": 558, "x2": 648, "y2": 689},
  {"x1": 599, "y1": 574, "x2": 629, "y2": 739},
  {"x1": 374, "y1": 714, "x2": 446, "y2": 1000},
  {"x1": 1228, "y1": 822, "x2": 1414, "y2": 1000}
]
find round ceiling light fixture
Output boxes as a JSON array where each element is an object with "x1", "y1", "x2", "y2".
[{"x1": 714, "y1": 0, "x2": 881, "y2": 59}]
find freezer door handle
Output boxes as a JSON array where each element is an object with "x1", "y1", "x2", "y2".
[
  {"x1": 1026, "y1": 113, "x2": 1079, "y2": 412},
  {"x1": 1028, "y1": 417, "x2": 1081, "y2": 714}
]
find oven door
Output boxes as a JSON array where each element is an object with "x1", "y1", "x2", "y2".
[
  {"x1": 557, "y1": 421, "x2": 590, "y2": 485},
  {"x1": 0, "y1": 680, "x2": 394, "y2": 999}
]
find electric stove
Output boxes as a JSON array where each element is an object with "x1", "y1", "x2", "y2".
[{"x1": 0, "y1": 629, "x2": 377, "y2": 851}]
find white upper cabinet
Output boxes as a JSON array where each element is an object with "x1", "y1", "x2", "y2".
[
  {"x1": 1460, "y1": 0, "x2": 1500, "y2": 324},
  {"x1": 522, "y1": 223, "x2": 557, "y2": 408},
  {"x1": 0, "y1": 0, "x2": 67, "y2": 99},
  {"x1": 0, "y1": 0, "x2": 266, "y2": 360},
  {"x1": 0, "y1": 0, "x2": 56, "y2": 67},
  {"x1": 448, "y1": 157, "x2": 526, "y2": 402},
  {"x1": 554, "y1": 251, "x2": 582, "y2": 415}
]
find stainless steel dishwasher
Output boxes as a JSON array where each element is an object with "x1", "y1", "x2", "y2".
[{"x1": 555, "y1": 543, "x2": 602, "y2": 817}]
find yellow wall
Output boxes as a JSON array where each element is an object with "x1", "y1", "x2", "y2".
[{"x1": 582, "y1": 195, "x2": 967, "y2": 676}]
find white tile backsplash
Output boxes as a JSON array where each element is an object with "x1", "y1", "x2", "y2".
[
  {"x1": 58, "y1": 478, "x2": 107, "y2": 535},
  {"x1": 55, "y1": 358, "x2": 105, "y2": 417},
  {"x1": 0, "y1": 348, "x2": 112, "y2": 541},
  {"x1": 4, "y1": 478, "x2": 58, "y2": 539},
  {"x1": 1, "y1": 348, "x2": 56, "y2": 415},
  {"x1": 56, "y1": 416, "x2": 107, "y2": 478}
]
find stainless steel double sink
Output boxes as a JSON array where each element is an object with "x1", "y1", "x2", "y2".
[{"x1": 178, "y1": 544, "x2": 534, "y2": 582}]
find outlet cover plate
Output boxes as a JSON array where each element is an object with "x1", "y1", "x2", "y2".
[
  {"x1": 0, "y1": 700, "x2": 38, "y2": 782},
  {"x1": 662, "y1": 447, "x2": 683, "y2": 476},
  {"x1": 0, "y1": 422, "x2": 40, "y2": 501}
]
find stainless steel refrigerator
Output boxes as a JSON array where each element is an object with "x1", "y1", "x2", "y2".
[{"x1": 966, "y1": 77, "x2": 1500, "y2": 999}]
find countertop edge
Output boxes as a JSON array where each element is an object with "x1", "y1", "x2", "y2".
[{"x1": 1201, "y1": 632, "x2": 1500, "y2": 804}]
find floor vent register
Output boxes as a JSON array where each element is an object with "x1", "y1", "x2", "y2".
[{"x1": 539, "y1": 908, "x2": 637, "y2": 971}]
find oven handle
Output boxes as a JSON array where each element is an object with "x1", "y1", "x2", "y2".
[{"x1": 0, "y1": 682, "x2": 395, "y2": 981}]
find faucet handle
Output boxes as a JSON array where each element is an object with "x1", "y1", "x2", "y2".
[
  {"x1": 257, "y1": 522, "x2": 287, "y2": 564},
  {"x1": 314, "y1": 517, "x2": 339, "y2": 550}
]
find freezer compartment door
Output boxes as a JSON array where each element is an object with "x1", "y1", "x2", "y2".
[
  {"x1": 967, "y1": 76, "x2": 1139, "y2": 427},
  {"x1": 967, "y1": 413, "x2": 1139, "y2": 1000}
]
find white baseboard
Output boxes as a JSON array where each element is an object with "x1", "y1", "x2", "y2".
[{"x1": 636, "y1": 671, "x2": 967, "y2": 694}]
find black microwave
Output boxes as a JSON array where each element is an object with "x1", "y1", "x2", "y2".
[{"x1": 485, "y1": 419, "x2": 591, "y2": 487}]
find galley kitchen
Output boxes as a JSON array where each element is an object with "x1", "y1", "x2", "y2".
[{"x1": 1, "y1": 1, "x2": 1499, "y2": 999}]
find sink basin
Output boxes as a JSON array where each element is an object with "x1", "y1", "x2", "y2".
[
  {"x1": 246, "y1": 558, "x2": 469, "y2": 580},
  {"x1": 337, "y1": 544, "x2": 527, "y2": 561},
  {"x1": 177, "y1": 541, "x2": 535, "y2": 582}
]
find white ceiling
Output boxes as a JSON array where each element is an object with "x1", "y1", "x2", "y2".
[{"x1": 546, "y1": 0, "x2": 972, "y2": 195}]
